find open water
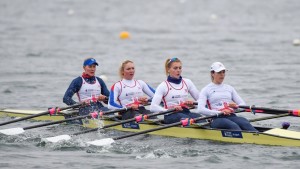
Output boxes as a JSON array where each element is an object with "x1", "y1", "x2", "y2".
[{"x1": 0, "y1": 0, "x2": 300, "y2": 168}]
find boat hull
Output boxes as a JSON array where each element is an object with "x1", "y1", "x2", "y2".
[{"x1": 1, "y1": 109, "x2": 300, "y2": 147}]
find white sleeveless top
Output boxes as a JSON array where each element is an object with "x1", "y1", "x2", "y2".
[
  {"x1": 162, "y1": 80, "x2": 189, "y2": 109},
  {"x1": 117, "y1": 80, "x2": 144, "y2": 106},
  {"x1": 77, "y1": 77, "x2": 101, "y2": 102},
  {"x1": 150, "y1": 78, "x2": 199, "y2": 112}
]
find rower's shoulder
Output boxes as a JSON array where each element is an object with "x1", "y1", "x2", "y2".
[
  {"x1": 182, "y1": 77, "x2": 193, "y2": 83},
  {"x1": 95, "y1": 76, "x2": 106, "y2": 84},
  {"x1": 69, "y1": 76, "x2": 83, "y2": 86}
]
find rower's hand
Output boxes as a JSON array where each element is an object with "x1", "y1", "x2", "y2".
[
  {"x1": 174, "y1": 105, "x2": 183, "y2": 111},
  {"x1": 97, "y1": 95, "x2": 107, "y2": 101},
  {"x1": 228, "y1": 102, "x2": 238, "y2": 109},
  {"x1": 81, "y1": 100, "x2": 91, "y2": 107},
  {"x1": 131, "y1": 104, "x2": 139, "y2": 110},
  {"x1": 138, "y1": 96, "x2": 148, "y2": 105},
  {"x1": 184, "y1": 100, "x2": 195, "y2": 107},
  {"x1": 222, "y1": 109, "x2": 234, "y2": 115}
]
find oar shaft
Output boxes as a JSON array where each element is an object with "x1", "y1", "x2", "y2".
[
  {"x1": 238, "y1": 105, "x2": 291, "y2": 114},
  {"x1": 0, "y1": 104, "x2": 81, "y2": 126},
  {"x1": 113, "y1": 112, "x2": 222, "y2": 141},
  {"x1": 101, "y1": 107, "x2": 133, "y2": 115},
  {"x1": 22, "y1": 107, "x2": 134, "y2": 131},
  {"x1": 72, "y1": 108, "x2": 177, "y2": 136},
  {"x1": 23, "y1": 114, "x2": 90, "y2": 130},
  {"x1": 103, "y1": 108, "x2": 176, "y2": 129},
  {"x1": 249, "y1": 113, "x2": 290, "y2": 122}
]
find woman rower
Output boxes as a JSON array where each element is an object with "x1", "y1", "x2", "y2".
[
  {"x1": 108, "y1": 60, "x2": 155, "y2": 120},
  {"x1": 150, "y1": 57, "x2": 201, "y2": 124},
  {"x1": 63, "y1": 57, "x2": 109, "y2": 116},
  {"x1": 197, "y1": 62, "x2": 257, "y2": 131}
]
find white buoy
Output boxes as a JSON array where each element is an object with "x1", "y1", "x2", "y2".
[
  {"x1": 99, "y1": 75, "x2": 108, "y2": 82},
  {"x1": 293, "y1": 39, "x2": 300, "y2": 46},
  {"x1": 67, "y1": 9, "x2": 74, "y2": 15},
  {"x1": 210, "y1": 14, "x2": 218, "y2": 20}
]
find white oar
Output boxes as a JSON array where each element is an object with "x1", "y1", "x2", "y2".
[
  {"x1": 0, "y1": 128, "x2": 25, "y2": 135},
  {"x1": 43, "y1": 135, "x2": 72, "y2": 143}
]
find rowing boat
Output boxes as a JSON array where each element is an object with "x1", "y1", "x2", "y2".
[{"x1": 0, "y1": 108, "x2": 300, "y2": 147}]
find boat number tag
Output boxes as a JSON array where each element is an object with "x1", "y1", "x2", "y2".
[
  {"x1": 221, "y1": 130, "x2": 243, "y2": 138},
  {"x1": 122, "y1": 122, "x2": 140, "y2": 129}
]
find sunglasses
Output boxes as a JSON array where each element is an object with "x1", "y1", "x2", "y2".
[{"x1": 168, "y1": 57, "x2": 178, "y2": 64}]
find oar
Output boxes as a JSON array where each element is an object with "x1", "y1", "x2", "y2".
[
  {"x1": 42, "y1": 108, "x2": 177, "y2": 143},
  {"x1": 0, "y1": 107, "x2": 131, "y2": 136},
  {"x1": 249, "y1": 113, "x2": 290, "y2": 122},
  {"x1": 238, "y1": 105, "x2": 300, "y2": 116},
  {"x1": 0, "y1": 103, "x2": 82, "y2": 127},
  {"x1": 86, "y1": 112, "x2": 223, "y2": 146}
]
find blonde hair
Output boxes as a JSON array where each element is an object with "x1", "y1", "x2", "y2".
[
  {"x1": 164, "y1": 58, "x2": 181, "y2": 76},
  {"x1": 119, "y1": 60, "x2": 134, "y2": 78}
]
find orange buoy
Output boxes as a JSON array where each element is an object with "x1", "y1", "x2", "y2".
[{"x1": 119, "y1": 31, "x2": 130, "y2": 39}]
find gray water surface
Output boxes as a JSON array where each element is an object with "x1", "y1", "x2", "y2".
[{"x1": 0, "y1": 0, "x2": 300, "y2": 168}]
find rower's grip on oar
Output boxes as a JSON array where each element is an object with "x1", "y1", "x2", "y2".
[
  {"x1": 48, "y1": 107, "x2": 61, "y2": 115},
  {"x1": 181, "y1": 118, "x2": 195, "y2": 127},
  {"x1": 135, "y1": 115, "x2": 148, "y2": 122},
  {"x1": 292, "y1": 109, "x2": 300, "y2": 116}
]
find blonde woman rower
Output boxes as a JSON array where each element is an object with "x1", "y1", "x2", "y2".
[
  {"x1": 150, "y1": 58, "x2": 201, "y2": 124},
  {"x1": 108, "y1": 60, "x2": 155, "y2": 120}
]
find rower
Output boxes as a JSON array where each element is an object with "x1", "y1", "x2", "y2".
[
  {"x1": 150, "y1": 57, "x2": 202, "y2": 124},
  {"x1": 63, "y1": 57, "x2": 110, "y2": 117},
  {"x1": 197, "y1": 62, "x2": 258, "y2": 132},
  {"x1": 108, "y1": 60, "x2": 155, "y2": 120}
]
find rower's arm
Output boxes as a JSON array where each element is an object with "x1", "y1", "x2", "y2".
[
  {"x1": 108, "y1": 82, "x2": 123, "y2": 109},
  {"x1": 138, "y1": 80, "x2": 155, "y2": 98},
  {"x1": 197, "y1": 89, "x2": 221, "y2": 116},
  {"x1": 231, "y1": 86, "x2": 246, "y2": 105},
  {"x1": 97, "y1": 77, "x2": 110, "y2": 104},
  {"x1": 150, "y1": 83, "x2": 167, "y2": 112},
  {"x1": 63, "y1": 77, "x2": 82, "y2": 105}
]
